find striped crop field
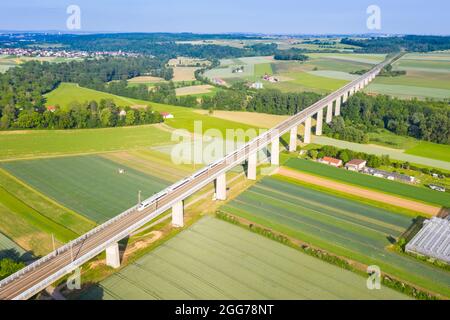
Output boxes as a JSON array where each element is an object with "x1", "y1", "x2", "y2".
[
  {"x1": 285, "y1": 158, "x2": 450, "y2": 208},
  {"x1": 0, "y1": 155, "x2": 170, "y2": 223},
  {"x1": 79, "y1": 217, "x2": 408, "y2": 300},
  {"x1": 220, "y1": 177, "x2": 450, "y2": 297}
]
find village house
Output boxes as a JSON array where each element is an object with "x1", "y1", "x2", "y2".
[
  {"x1": 46, "y1": 105, "x2": 57, "y2": 112},
  {"x1": 345, "y1": 159, "x2": 367, "y2": 172}
]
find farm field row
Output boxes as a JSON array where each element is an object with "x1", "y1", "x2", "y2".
[
  {"x1": 79, "y1": 217, "x2": 407, "y2": 300},
  {"x1": 0, "y1": 155, "x2": 171, "y2": 223},
  {"x1": 285, "y1": 158, "x2": 450, "y2": 208},
  {"x1": 220, "y1": 177, "x2": 450, "y2": 297}
]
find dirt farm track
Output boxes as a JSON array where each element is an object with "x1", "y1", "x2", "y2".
[{"x1": 278, "y1": 167, "x2": 442, "y2": 216}]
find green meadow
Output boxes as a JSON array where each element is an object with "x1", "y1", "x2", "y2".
[
  {"x1": 285, "y1": 158, "x2": 450, "y2": 208},
  {"x1": 1, "y1": 155, "x2": 171, "y2": 223},
  {"x1": 0, "y1": 125, "x2": 172, "y2": 161}
]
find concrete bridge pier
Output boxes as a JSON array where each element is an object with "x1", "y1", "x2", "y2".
[
  {"x1": 172, "y1": 200, "x2": 184, "y2": 228},
  {"x1": 326, "y1": 102, "x2": 333, "y2": 123},
  {"x1": 216, "y1": 173, "x2": 227, "y2": 200},
  {"x1": 289, "y1": 126, "x2": 298, "y2": 152},
  {"x1": 271, "y1": 137, "x2": 279, "y2": 166},
  {"x1": 106, "y1": 243, "x2": 121, "y2": 269},
  {"x1": 247, "y1": 152, "x2": 257, "y2": 180},
  {"x1": 304, "y1": 117, "x2": 312, "y2": 144},
  {"x1": 335, "y1": 97, "x2": 341, "y2": 116},
  {"x1": 342, "y1": 92, "x2": 348, "y2": 104},
  {"x1": 316, "y1": 109, "x2": 323, "y2": 136}
]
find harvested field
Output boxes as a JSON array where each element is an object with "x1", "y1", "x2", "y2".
[{"x1": 128, "y1": 76, "x2": 165, "y2": 83}]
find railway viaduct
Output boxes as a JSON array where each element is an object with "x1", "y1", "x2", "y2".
[{"x1": 0, "y1": 55, "x2": 396, "y2": 300}]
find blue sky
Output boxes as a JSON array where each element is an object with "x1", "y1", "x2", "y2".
[{"x1": 0, "y1": 0, "x2": 448, "y2": 34}]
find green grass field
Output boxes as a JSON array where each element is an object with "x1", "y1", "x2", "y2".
[
  {"x1": 1, "y1": 83, "x2": 257, "y2": 164},
  {"x1": 0, "y1": 124, "x2": 172, "y2": 161},
  {"x1": 254, "y1": 63, "x2": 273, "y2": 76},
  {"x1": 79, "y1": 217, "x2": 408, "y2": 300},
  {"x1": 1, "y1": 156, "x2": 171, "y2": 223},
  {"x1": 285, "y1": 158, "x2": 450, "y2": 208},
  {"x1": 221, "y1": 178, "x2": 450, "y2": 297}
]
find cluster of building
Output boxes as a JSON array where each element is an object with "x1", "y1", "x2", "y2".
[
  {"x1": 0, "y1": 48, "x2": 141, "y2": 59},
  {"x1": 317, "y1": 157, "x2": 416, "y2": 184},
  {"x1": 249, "y1": 82, "x2": 264, "y2": 90},
  {"x1": 406, "y1": 216, "x2": 450, "y2": 264}
]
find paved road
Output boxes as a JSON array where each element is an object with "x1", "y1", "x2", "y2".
[{"x1": 0, "y1": 57, "x2": 393, "y2": 300}]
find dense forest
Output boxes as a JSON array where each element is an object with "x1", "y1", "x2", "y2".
[
  {"x1": 338, "y1": 93, "x2": 450, "y2": 144},
  {"x1": 341, "y1": 35, "x2": 450, "y2": 53}
]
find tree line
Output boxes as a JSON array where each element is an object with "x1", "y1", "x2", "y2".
[{"x1": 0, "y1": 99, "x2": 162, "y2": 130}]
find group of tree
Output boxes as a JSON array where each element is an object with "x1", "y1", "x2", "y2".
[
  {"x1": 341, "y1": 93, "x2": 450, "y2": 144},
  {"x1": 0, "y1": 99, "x2": 162, "y2": 130},
  {"x1": 341, "y1": 35, "x2": 450, "y2": 53}
]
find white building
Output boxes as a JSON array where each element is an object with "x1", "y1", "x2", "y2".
[{"x1": 406, "y1": 217, "x2": 450, "y2": 264}]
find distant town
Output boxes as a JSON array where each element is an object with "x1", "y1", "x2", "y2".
[{"x1": 0, "y1": 47, "x2": 141, "y2": 59}]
